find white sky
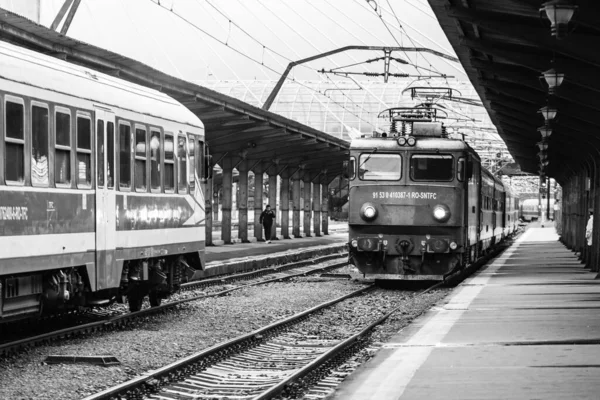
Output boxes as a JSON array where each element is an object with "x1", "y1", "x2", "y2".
[
  {"x1": 0, "y1": 0, "x2": 516, "y2": 166},
  {"x1": 29, "y1": 0, "x2": 469, "y2": 83}
]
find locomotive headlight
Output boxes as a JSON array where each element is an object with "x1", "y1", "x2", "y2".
[
  {"x1": 360, "y1": 203, "x2": 378, "y2": 221},
  {"x1": 432, "y1": 204, "x2": 451, "y2": 222},
  {"x1": 449, "y1": 241, "x2": 458, "y2": 250},
  {"x1": 407, "y1": 136, "x2": 417, "y2": 146},
  {"x1": 351, "y1": 239, "x2": 358, "y2": 247},
  {"x1": 397, "y1": 137, "x2": 407, "y2": 146}
]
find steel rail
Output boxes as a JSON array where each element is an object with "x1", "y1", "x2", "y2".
[
  {"x1": 0, "y1": 255, "x2": 348, "y2": 357},
  {"x1": 81, "y1": 285, "x2": 375, "y2": 400}
]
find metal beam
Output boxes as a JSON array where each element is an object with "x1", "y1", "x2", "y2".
[{"x1": 263, "y1": 45, "x2": 459, "y2": 110}]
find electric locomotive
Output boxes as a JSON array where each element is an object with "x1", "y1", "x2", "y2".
[
  {"x1": 0, "y1": 40, "x2": 207, "y2": 322},
  {"x1": 347, "y1": 107, "x2": 518, "y2": 280}
]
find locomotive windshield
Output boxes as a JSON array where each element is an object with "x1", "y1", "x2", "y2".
[
  {"x1": 410, "y1": 154, "x2": 453, "y2": 181},
  {"x1": 358, "y1": 153, "x2": 401, "y2": 181}
]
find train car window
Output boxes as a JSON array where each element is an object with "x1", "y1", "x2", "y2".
[
  {"x1": 5, "y1": 99, "x2": 25, "y2": 184},
  {"x1": 164, "y1": 133, "x2": 175, "y2": 191},
  {"x1": 97, "y1": 120, "x2": 104, "y2": 188},
  {"x1": 177, "y1": 135, "x2": 187, "y2": 192},
  {"x1": 150, "y1": 130, "x2": 161, "y2": 191},
  {"x1": 358, "y1": 153, "x2": 401, "y2": 181},
  {"x1": 196, "y1": 139, "x2": 205, "y2": 183},
  {"x1": 187, "y1": 134, "x2": 196, "y2": 191},
  {"x1": 134, "y1": 127, "x2": 147, "y2": 191},
  {"x1": 55, "y1": 109, "x2": 71, "y2": 185},
  {"x1": 107, "y1": 122, "x2": 115, "y2": 188},
  {"x1": 118, "y1": 123, "x2": 131, "y2": 189},
  {"x1": 31, "y1": 103, "x2": 49, "y2": 186},
  {"x1": 410, "y1": 154, "x2": 453, "y2": 181},
  {"x1": 76, "y1": 115, "x2": 92, "y2": 188}
]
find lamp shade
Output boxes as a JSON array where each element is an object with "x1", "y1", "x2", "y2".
[
  {"x1": 542, "y1": 68, "x2": 565, "y2": 93},
  {"x1": 539, "y1": 106, "x2": 558, "y2": 122},
  {"x1": 540, "y1": 1, "x2": 577, "y2": 38},
  {"x1": 538, "y1": 126, "x2": 553, "y2": 138}
]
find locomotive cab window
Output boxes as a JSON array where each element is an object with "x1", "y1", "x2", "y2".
[
  {"x1": 31, "y1": 102, "x2": 49, "y2": 186},
  {"x1": 410, "y1": 154, "x2": 453, "y2": 181},
  {"x1": 76, "y1": 114, "x2": 92, "y2": 188},
  {"x1": 5, "y1": 98, "x2": 25, "y2": 184},
  {"x1": 358, "y1": 153, "x2": 401, "y2": 181},
  {"x1": 55, "y1": 108, "x2": 71, "y2": 185}
]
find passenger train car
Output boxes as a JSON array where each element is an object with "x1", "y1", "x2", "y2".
[
  {"x1": 520, "y1": 198, "x2": 554, "y2": 222},
  {"x1": 347, "y1": 107, "x2": 518, "y2": 280},
  {"x1": 0, "y1": 41, "x2": 207, "y2": 322}
]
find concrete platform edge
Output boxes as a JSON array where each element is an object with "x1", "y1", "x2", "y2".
[{"x1": 196, "y1": 243, "x2": 348, "y2": 279}]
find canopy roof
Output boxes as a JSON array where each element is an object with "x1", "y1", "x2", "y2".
[{"x1": 427, "y1": 0, "x2": 600, "y2": 184}]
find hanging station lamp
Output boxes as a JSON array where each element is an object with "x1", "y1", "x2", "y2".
[
  {"x1": 539, "y1": 106, "x2": 558, "y2": 124},
  {"x1": 541, "y1": 68, "x2": 565, "y2": 94},
  {"x1": 540, "y1": 0, "x2": 578, "y2": 39},
  {"x1": 538, "y1": 126, "x2": 553, "y2": 140},
  {"x1": 537, "y1": 141, "x2": 549, "y2": 151}
]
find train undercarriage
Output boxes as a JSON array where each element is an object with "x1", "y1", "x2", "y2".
[{"x1": 0, "y1": 254, "x2": 201, "y2": 322}]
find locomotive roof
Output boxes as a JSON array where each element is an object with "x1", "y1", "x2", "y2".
[
  {"x1": 0, "y1": 40, "x2": 203, "y2": 130},
  {"x1": 350, "y1": 137, "x2": 479, "y2": 159}
]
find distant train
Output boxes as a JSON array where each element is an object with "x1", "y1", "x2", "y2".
[
  {"x1": 347, "y1": 107, "x2": 519, "y2": 281},
  {"x1": 520, "y1": 198, "x2": 555, "y2": 222},
  {"x1": 0, "y1": 40, "x2": 207, "y2": 323}
]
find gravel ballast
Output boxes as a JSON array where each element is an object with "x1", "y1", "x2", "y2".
[{"x1": 0, "y1": 279, "x2": 362, "y2": 400}]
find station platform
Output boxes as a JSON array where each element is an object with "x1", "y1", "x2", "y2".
[
  {"x1": 331, "y1": 225, "x2": 600, "y2": 400},
  {"x1": 199, "y1": 224, "x2": 348, "y2": 279},
  {"x1": 205, "y1": 231, "x2": 347, "y2": 263}
]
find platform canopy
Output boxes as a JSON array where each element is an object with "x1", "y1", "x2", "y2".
[
  {"x1": 0, "y1": 8, "x2": 349, "y2": 180},
  {"x1": 427, "y1": 0, "x2": 600, "y2": 184}
]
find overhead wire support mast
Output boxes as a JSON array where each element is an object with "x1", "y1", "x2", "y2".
[{"x1": 262, "y1": 45, "x2": 459, "y2": 111}]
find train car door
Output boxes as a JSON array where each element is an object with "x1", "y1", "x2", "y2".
[{"x1": 94, "y1": 108, "x2": 117, "y2": 290}]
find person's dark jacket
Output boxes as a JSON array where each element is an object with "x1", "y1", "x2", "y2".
[{"x1": 260, "y1": 209, "x2": 275, "y2": 227}]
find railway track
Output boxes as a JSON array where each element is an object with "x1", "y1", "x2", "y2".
[
  {"x1": 83, "y1": 282, "x2": 444, "y2": 400},
  {"x1": 82, "y1": 236, "x2": 515, "y2": 400},
  {"x1": 0, "y1": 253, "x2": 348, "y2": 357}
]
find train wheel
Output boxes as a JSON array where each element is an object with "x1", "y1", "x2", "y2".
[
  {"x1": 149, "y1": 292, "x2": 162, "y2": 307},
  {"x1": 128, "y1": 294, "x2": 143, "y2": 312}
]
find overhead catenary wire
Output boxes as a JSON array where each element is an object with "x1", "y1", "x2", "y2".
[
  {"x1": 254, "y1": 0, "x2": 376, "y2": 123},
  {"x1": 148, "y1": 0, "x2": 373, "y2": 127}
]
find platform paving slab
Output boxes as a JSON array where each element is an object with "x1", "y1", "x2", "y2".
[{"x1": 330, "y1": 227, "x2": 600, "y2": 400}]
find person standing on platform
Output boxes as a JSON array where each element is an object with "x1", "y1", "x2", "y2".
[
  {"x1": 586, "y1": 210, "x2": 594, "y2": 247},
  {"x1": 260, "y1": 204, "x2": 276, "y2": 243}
]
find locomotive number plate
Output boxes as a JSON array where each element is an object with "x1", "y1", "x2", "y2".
[{"x1": 372, "y1": 191, "x2": 437, "y2": 200}]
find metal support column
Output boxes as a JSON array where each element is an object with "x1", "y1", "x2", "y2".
[
  {"x1": 205, "y1": 170, "x2": 213, "y2": 246},
  {"x1": 253, "y1": 167, "x2": 264, "y2": 241},
  {"x1": 322, "y1": 181, "x2": 329, "y2": 235},
  {"x1": 292, "y1": 172, "x2": 302, "y2": 238},
  {"x1": 280, "y1": 169, "x2": 291, "y2": 239},
  {"x1": 238, "y1": 160, "x2": 249, "y2": 243},
  {"x1": 303, "y1": 176, "x2": 312, "y2": 237},
  {"x1": 221, "y1": 158, "x2": 233, "y2": 244},
  {"x1": 313, "y1": 181, "x2": 321, "y2": 237}
]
